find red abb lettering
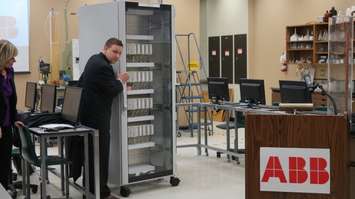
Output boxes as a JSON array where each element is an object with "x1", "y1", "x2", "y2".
[
  {"x1": 261, "y1": 156, "x2": 330, "y2": 184},
  {"x1": 261, "y1": 156, "x2": 287, "y2": 183},
  {"x1": 289, "y1": 157, "x2": 308, "y2": 183},
  {"x1": 310, "y1": 157, "x2": 329, "y2": 184}
]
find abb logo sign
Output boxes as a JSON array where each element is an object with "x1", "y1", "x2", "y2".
[{"x1": 260, "y1": 147, "x2": 330, "y2": 194}]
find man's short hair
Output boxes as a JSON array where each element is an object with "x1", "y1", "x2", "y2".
[{"x1": 104, "y1": 38, "x2": 123, "y2": 48}]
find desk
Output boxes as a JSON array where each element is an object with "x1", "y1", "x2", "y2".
[
  {"x1": 176, "y1": 103, "x2": 241, "y2": 162},
  {"x1": 0, "y1": 184, "x2": 11, "y2": 199},
  {"x1": 177, "y1": 103, "x2": 281, "y2": 163},
  {"x1": 28, "y1": 127, "x2": 100, "y2": 199}
]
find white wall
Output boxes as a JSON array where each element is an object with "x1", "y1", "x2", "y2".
[
  {"x1": 200, "y1": 0, "x2": 249, "y2": 70},
  {"x1": 200, "y1": 0, "x2": 248, "y2": 102},
  {"x1": 205, "y1": 0, "x2": 248, "y2": 36}
]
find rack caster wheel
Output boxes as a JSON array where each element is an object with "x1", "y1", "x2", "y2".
[
  {"x1": 32, "y1": 185, "x2": 38, "y2": 194},
  {"x1": 120, "y1": 186, "x2": 131, "y2": 197},
  {"x1": 216, "y1": 152, "x2": 221, "y2": 158},
  {"x1": 177, "y1": 132, "x2": 181, "y2": 137},
  {"x1": 170, "y1": 176, "x2": 180, "y2": 186}
]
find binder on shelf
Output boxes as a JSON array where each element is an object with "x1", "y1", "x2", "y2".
[
  {"x1": 134, "y1": 126, "x2": 139, "y2": 137},
  {"x1": 143, "y1": 98, "x2": 146, "y2": 109},
  {"x1": 137, "y1": 43, "x2": 141, "y2": 54},
  {"x1": 142, "y1": 71, "x2": 146, "y2": 82},
  {"x1": 127, "y1": 99, "x2": 133, "y2": 110},
  {"x1": 149, "y1": 71, "x2": 153, "y2": 82},
  {"x1": 141, "y1": 71, "x2": 144, "y2": 82},
  {"x1": 146, "y1": 44, "x2": 150, "y2": 55},
  {"x1": 137, "y1": 98, "x2": 141, "y2": 109},
  {"x1": 129, "y1": 126, "x2": 132, "y2": 137},
  {"x1": 144, "y1": 125, "x2": 147, "y2": 136},
  {"x1": 142, "y1": 44, "x2": 146, "y2": 55},
  {"x1": 148, "y1": 44, "x2": 153, "y2": 55},
  {"x1": 132, "y1": 43, "x2": 137, "y2": 54},
  {"x1": 147, "y1": 71, "x2": 150, "y2": 82},
  {"x1": 134, "y1": 126, "x2": 138, "y2": 137}
]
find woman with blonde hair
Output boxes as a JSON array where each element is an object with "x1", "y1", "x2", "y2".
[{"x1": 0, "y1": 39, "x2": 23, "y2": 190}]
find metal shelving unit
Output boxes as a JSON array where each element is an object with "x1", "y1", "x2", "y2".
[{"x1": 328, "y1": 16, "x2": 354, "y2": 116}]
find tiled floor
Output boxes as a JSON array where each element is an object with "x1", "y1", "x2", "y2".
[{"x1": 16, "y1": 125, "x2": 246, "y2": 199}]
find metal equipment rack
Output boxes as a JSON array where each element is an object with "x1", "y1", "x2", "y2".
[{"x1": 79, "y1": 1, "x2": 180, "y2": 197}]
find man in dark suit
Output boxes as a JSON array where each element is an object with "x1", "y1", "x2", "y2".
[{"x1": 79, "y1": 38, "x2": 129, "y2": 199}]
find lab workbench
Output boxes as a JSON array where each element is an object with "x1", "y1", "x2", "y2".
[{"x1": 176, "y1": 102, "x2": 281, "y2": 163}]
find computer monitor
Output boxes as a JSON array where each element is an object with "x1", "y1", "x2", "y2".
[
  {"x1": 40, "y1": 84, "x2": 57, "y2": 113},
  {"x1": 239, "y1": 79, "x2": 266, "y2": 105},
  {"x1": 61, "y1": 86, "x2": 83, "y2": 123},
  {"x1": 207, "y1": 77, "x2": 229, "y2": 103},
  {"x1": 279, "y1": 80, "x2": 312, "y2": 103},
  {"x1": 25, "y1": 82, "x2": 37, "y2": 112}
]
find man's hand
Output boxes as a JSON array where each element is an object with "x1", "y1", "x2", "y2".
[
  {"x1": 15, "y1": 121, "x2": 24, "y2": 128},
  {"x1": 117, "y1": 72, "x2": 129, "y2": 83},
  {"x1": 0, "y1": 128, "x2": 2, "y2": 140}
]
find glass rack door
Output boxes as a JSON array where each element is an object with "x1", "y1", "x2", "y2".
[{"x1": 125, "y1": 2, "x2": 173, "y2": 183}]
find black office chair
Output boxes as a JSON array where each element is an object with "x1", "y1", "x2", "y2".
[
  {"x1": 18, "y1": 126, "x2": 70, "y2": 199},
  {"x1": 8, "y1": 129, "x2": 38, "y2": 198}
]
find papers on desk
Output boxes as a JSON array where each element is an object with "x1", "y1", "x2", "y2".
[{"x1": 39, "y1": 123, "x2": 74, "y2": 131}]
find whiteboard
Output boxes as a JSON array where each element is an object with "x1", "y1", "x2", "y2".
[{"x1": 0, "y1": 0, "x2": 30, "y2": 72}]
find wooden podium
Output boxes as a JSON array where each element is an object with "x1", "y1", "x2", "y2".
[{"x1": 245, "y1": 113, "x2": 349, "y2": 199}]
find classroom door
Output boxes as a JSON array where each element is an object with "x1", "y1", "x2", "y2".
[
  {"x1": 234, "y1": 34, "x2": 247, "y2": 83},
  {"x1": 221, "y1": 35, "x2": 233, "y2": 84},
  {"x1": 208, "y1": 36, "x2": 220, "y2": 77}
]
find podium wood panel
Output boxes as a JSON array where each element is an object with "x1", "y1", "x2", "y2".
[{"x1": 245, "y1": 114, "x2": 349, "y2": 199}]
